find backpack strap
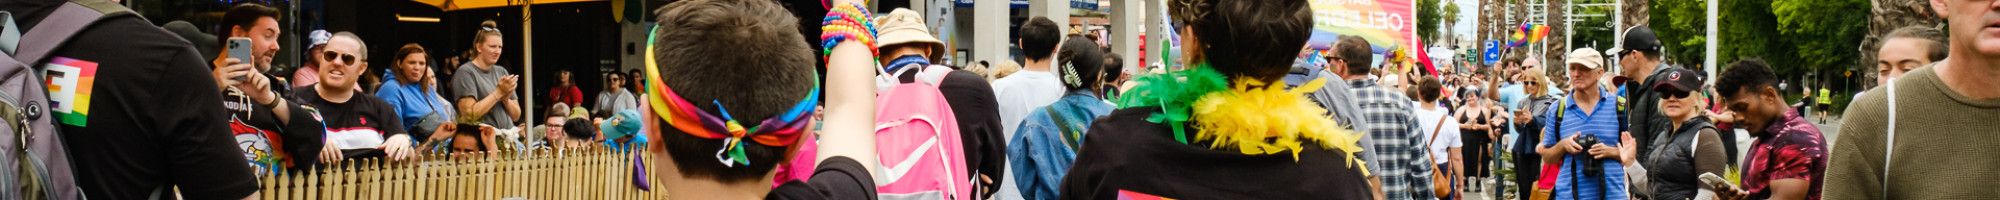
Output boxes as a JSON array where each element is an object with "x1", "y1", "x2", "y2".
[
  {"x1": 5, "y1": 0, "x2": 128, "y2": 65},
  {"x1": 1882, "y1": 80, "x2": 1897, "y2": 196},
  {"x1": 1425, "y1": 112, "x2": 1449, "y2": 166},
  {"x1": 0, "y1": 1, "x2": 125, "y2": 199}
]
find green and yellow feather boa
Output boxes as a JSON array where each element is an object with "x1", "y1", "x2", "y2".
[{"x1": 1115, "y1": 63, "x2": 1368, "y2": 174}]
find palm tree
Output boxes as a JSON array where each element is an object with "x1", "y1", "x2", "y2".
[
  {"x1": 1861, "y1": 0, "x2": 1941, "y2": 88},
  {"x1": 1445, "y1": 1, "x2": 1462, "y2": 43},
  {"x1": 1544, "y1": 0, "x2": 1568, "y2": 88},
  {"x1": 1623, "y1": 0, "x2": 1649, "y2": 28}
]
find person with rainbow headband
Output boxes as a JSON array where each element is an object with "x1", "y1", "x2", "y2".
[
  {"x1": 635, "y1": 0, "x2": 882, "y2": 198},
  {"x1": 1055, "y1": 0, "x2": 1373, "y2": 199}
]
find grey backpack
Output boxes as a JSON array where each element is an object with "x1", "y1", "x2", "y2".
[{"x1": 0, "y1": 0, "x2": 135, "y2": 199}]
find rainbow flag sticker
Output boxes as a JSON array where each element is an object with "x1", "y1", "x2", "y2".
[
  {"x1": 45, "y1": 57, "x2": 97, "y2": 127},
  {"x1": 1116, "y1": 190, "x2": 1178, "y2": 200}
]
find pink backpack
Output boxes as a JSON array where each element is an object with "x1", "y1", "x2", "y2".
[
  {"x1": 764, "y1": 65, "x2": 960, "y2": 189},
  {"x1": 874, "y1": 65, "x2": 972, "y2": 200},
  {"x1": 773, "y1": 132, "x2": 817, "y2": 186}
]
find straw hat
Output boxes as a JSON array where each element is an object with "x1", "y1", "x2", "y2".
[{"x1": 874, "y1": 8, "x2": 945, "y2": 59}]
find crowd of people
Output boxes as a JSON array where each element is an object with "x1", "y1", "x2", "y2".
[{"x1": 6, "y1": 0, "x2": 2000, "y2": 199}]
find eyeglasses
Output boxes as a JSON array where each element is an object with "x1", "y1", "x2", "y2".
[{"x1": 321, "y1": 51, "x2": 360, "y2": 65}]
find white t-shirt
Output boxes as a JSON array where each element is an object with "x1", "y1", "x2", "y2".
[
  {"x1": 1414, "y1": 105, "x2": 1463, "y2": 165},
  {"x1": 992, "y1": 70, "x2": 1067, "y2": 138},
  {"x1": 596, "y1": 90, "x2": 638, "y2": 114},
  {"x1": 988, "y1": 69, "x2": 1065, "y2": 200}
]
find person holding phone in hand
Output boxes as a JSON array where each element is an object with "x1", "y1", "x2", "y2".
[{"x1": 210, "y1": 3, "x2": 328, "y2": 171}]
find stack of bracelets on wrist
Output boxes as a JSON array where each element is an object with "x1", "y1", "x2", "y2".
[{"x1": 820, "y1": 2, "x2": 877, "y2": 63}]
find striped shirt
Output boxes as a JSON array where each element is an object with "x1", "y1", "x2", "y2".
[
  {"x1": 1348, "y1": 77, "x2": 1435, "y2": 200},
  {"x1": 1540, "y1": 87, "x2": 1628, "y2": 200}
]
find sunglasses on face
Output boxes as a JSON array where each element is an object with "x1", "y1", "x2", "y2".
[{"x1": 321, "y1": 51, "x2": 360, "y2": 65}]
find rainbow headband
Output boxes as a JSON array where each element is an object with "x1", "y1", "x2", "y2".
[{"x1": 644, "y1": 26, "x2": 821, "y2": 167}]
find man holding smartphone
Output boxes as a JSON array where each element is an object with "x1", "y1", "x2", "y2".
[{"x1": 209, "y1": 3, "x2": 327, "y2": 172}]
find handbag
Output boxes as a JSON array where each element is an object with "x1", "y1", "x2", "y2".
[
  {"x1": 1530, "y1": 187, "x2": 1554, "y2": 200},
  {"x1": 1425, "y1": 114, "x2": 1452, "y2": 198}
]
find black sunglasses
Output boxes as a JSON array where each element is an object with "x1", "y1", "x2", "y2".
[{"x1": 321, "y1": 51, "x2": 360, "y2": 65}]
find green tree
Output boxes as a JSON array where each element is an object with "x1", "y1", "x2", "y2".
[
  {"x1": 1418, "y1": 0, "x2": 1443, "y2": 41},
  {"x1": 1772, "y1": 0, "x2": 1868, "y2": 73},
  {"x1": 1715, "y1": 0, "x2": 1867, "y2": 78},
  {"x1": 1444, "y1": 1, "x2": 1461, "y2": 37},
  {"x1": 1569, "y1": 0, "x2": 1617, "y2": 51},
  {"x1": 1648, "y1": 0, "x2": 1707, "y2": 67},
  {"x1": 1719, "y1": 0, "x2": 1783, "y2": 68}
]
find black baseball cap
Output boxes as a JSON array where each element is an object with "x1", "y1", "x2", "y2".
[
  {"x1": 1612, "y1": 26, "x2": 1662, "y2": 55},
  {"x1": 1652, "y1": 68, "x2": 1704, "y2": 93}
]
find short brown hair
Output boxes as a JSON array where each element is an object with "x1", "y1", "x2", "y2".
[
  {"x1": 1336, "y1": 35, "x2": 1373, "y2": 76},
  {"x1": 1418, "y1": 76, "x2": 1444, "y2": 102},
  {"x1": 650, "y1": 0, "x2": 814, "y2": 183},
  {"x1": 219, "y1": 3, "x2": 279, "y2": 48},
  {"x1": 1884, "y1": 25, "x2": 1947, "y2": 62}
]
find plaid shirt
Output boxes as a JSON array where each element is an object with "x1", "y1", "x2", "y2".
[
  {"x1": 1348, "y1": 77, "x2": 1435, "y2": 200},
  {"x1": 1744, "y1": 109, "x2": 1826, "y2": 200}
]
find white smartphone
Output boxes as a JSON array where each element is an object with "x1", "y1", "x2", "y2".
[
  {"x1": 226, "y1": 37, "x2": 253, "y2": 81},
  {"x1": 1699, "y1": 172, "x2": 1736, "y2": 190}
]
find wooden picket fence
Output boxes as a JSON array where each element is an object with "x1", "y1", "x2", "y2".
[{"x1": 256, "y1": 147, "x2": 669, "y2": 199}]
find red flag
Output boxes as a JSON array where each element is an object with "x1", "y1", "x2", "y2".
[{"x1": 1413, "y1": 37, "x2": 1438, "y2": 78}]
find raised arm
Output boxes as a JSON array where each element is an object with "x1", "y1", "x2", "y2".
[{"x1": 815, "y1": 0, "x2": 881, "y2": 176}]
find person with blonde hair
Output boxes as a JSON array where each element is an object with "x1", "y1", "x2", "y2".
[
  {"x1": 452, "y1": 19, "x2": 523, "y2": 134},
  {"x1": 1510, "y1": 64, "x2": 1560, "y2": 199},
  {"x1": 988, "y1": 60, "x2": 1022, "y2": 81}
]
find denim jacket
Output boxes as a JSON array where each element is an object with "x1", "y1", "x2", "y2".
[{"x1": 1008, "y1": 91, "x2": 1112, "y2": 200}]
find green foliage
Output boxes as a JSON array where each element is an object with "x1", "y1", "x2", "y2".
[
  {"x1": 1418, "y1": 0, "x2": 1444, "y2": 42},
  {"x1": 1445, "y1": 1, "x2": 1462, "y2": 33},
  {"x1": 1569, "y1": 0, "x2": 1617, "y2": 51},
  {"x1": 1772, "y1": 0, "x2": 1869, "y2": 71},
  {"x1": 1717, "y1": 0, "x2": 1867, "y2": 77},
  {"x1": 1648, "y1": 0, "x2": 1707, "y2": 67},
  {"x1": 1719, "y1": 0, "x2": 1786, "y2": 70}
]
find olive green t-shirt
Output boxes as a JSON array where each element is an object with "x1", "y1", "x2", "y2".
[{"x1": 1826, "y1": 65, "x2": 2000, "y2": 199}]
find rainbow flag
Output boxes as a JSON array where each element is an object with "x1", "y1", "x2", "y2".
[
  {"x1": 45, "y1": 57, "x2": 98, "y2": 127},
  {"x1": 1305, "y1": 0, "x2": 1416, "y2": 53},
  {"x1": 1116, "y1": 190, "x2": 1178, "y2": 200},
  {"x1": 1508, "y1": 23, "x2": 1551, "y2": 48}
]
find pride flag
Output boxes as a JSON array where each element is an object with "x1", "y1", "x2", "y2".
[
  {"x1": 1305, "y1": 0, "x2": 1416, "y2": 54},
  {"x1": 1508, "y1": 23, "x2": 1551, "y2": 48}
]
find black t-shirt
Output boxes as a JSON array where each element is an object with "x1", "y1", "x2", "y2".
[
  {"x1": 295, "y1": 86, "x2": 407, "y2": 159},
  {"x1": 936, "y1": 70, "x2": 1005, "y2": 194},
  {"x1": 1059, "y1": 107, "x2": 1373, "y2": 200},
  {"x1": 4, "y1": 1, "x2": 259, "y2": 198},
  {"x1": 767, "y1": 156, "x2": 877, "y2": 200}
]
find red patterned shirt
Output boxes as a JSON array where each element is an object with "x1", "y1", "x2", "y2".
[{"x1": 1743, "y1": 109, "x2": 1826, "y2": 200}]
